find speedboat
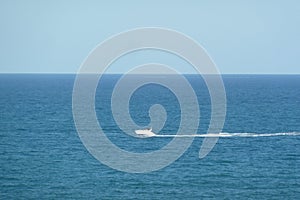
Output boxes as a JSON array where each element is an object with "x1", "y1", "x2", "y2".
[{"x1": 135, "y1": 128, "x2": 156, "y2": 137}]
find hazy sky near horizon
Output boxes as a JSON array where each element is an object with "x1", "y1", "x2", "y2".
[{"x1": 0, "y1": 0, "x2": 299, "y2": 74}]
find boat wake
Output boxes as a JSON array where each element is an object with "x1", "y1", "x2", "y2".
[
  {"x1": 135, "y1": 130, "x2": 300, "y2": 138},
  {"x1": 155, "y1": 132, "x2": 300, "y2": 137}
]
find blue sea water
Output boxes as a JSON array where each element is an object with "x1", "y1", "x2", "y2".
[{"x1": 0, "y1": 74, "x2": 300, "y2": 199}]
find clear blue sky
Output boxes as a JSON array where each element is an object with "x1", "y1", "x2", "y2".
[{"x1": 0, "y1": 0, "x2": 299, "y2": 74}]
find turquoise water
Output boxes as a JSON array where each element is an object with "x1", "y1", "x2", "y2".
[{"x1": 1, "y1": 74, "x2": 300, "y2": 199}]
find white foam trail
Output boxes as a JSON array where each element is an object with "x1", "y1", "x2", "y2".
[{"x1": 153, "y1": 132, "x2": 300, "y2": 138}]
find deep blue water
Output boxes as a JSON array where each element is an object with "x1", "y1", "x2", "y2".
[{"x1": 0, "y1": 74, "x2": 300, "y2": 199}]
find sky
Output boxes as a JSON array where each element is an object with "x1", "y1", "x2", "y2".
[{"x1": 0, "y1": 0, "x2": 299, "y2": 74}]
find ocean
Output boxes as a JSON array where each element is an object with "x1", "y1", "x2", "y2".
[{"x1": 0, "y1": 74, "x2": 300, "y2": 199}]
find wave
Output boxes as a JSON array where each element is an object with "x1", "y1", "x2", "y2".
[{"x1": 153, "y1": 132, "x2": 300, "y2": 138}]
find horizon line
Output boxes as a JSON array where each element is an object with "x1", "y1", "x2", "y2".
[{"x1": 0, "y1": 72, "x2": 300, "y2": 75}]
